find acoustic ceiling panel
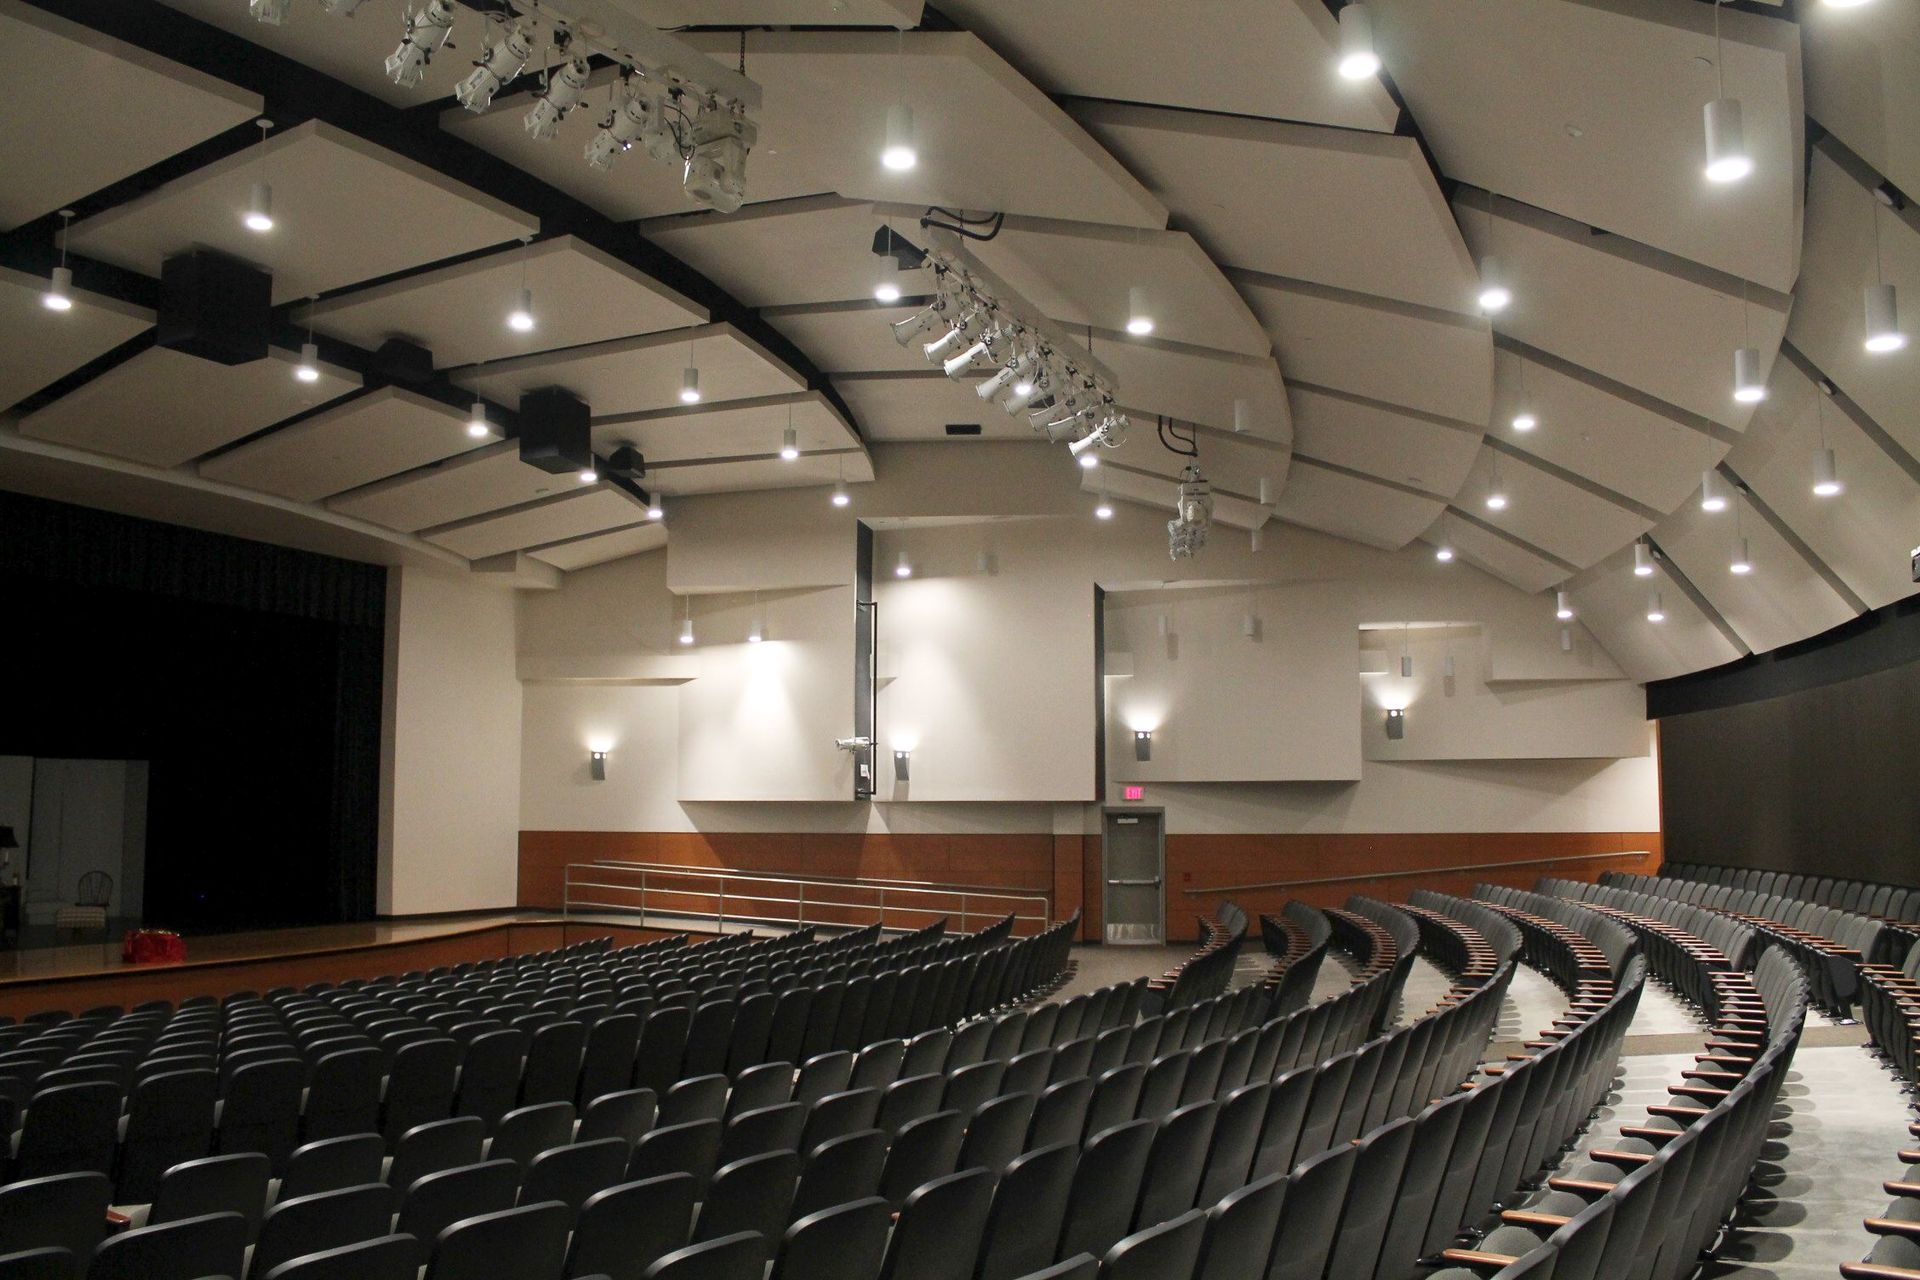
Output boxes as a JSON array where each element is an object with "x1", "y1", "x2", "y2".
[
  {"x1": 0, "y1": 0, "x2": 261, "y2": 230},
  {"x1": 425, "y1": 485, "x2": 653, "y2": 560},
  {"x1": 640, "y1": 197, "x2": 886, "y2": 309},
  {"x1": 528, "y1": 521, "x2": 671, "y2": 572},
  {"x1": 326, "y1": 440, "x2": 581, "y2": 534},
  {"x1": 1457, "y1": 447, "x2": 1651, "y2": 569},
  {"x1": 1566, "y1": 543, "x2": 1747, "y2": 683},
  {"x1": 1274, "y1": 462, "x2": 1441, "y2": 550},
  {"x1": 197, "y1": 385, "x2": 479, "y2": 501},
  {"x1": 69, "y1": 121, "x2": 539, "y2": 304},
  {"x1": 592, "y1": 391, "x2": 859, "y2": 464},
  {"x1": 1652, "y1": 493, "x2": 1859, "y2": 656},
  {"x1": 20, "y1": 345, "x2": 360, "y2": 467},
  {"x1": 453, "y1": 323, "x2": 803, "y2": 419},
  {"x1": 832, "y1": 372, "x2": 1030, "y2": 441},
  {"x1": 1288, "y1": 383, "x2": 1483, "y2": 499},
  {"x1": 0, "y1": 267, "x2": 153, "y2": 412},
  {"x1": 1422, "y1": 516, "x2": 1569, "y2": 595}
]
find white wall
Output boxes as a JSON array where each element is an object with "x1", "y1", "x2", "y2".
[{"x1": 379, "y1": 566, "x2": 522, "y2": 915}]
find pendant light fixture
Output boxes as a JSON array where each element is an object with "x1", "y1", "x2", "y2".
[
  {"x1": 874, "y1": 257, "x2": 902, "y2": 304},
  {"x1": 1485, "y1": 453, "x2": 1508, "y2": 510},
  {"x1": 294, "y1": 296, "x2": 320, "y2": 384},
  {"x1": 578, "y1": 463, "x2": 598, "y2": 484},
  {"x1": 43, "y1": 209, "x2": 75, "y2": 312},
  {"x1": 467, "y1": 400, "x2": 491, "y2": 439},
  {"x1": 679, "y1": 598, "x2": 694, "y2": 646},
  {"x1": 1433, "y1": 511, "x2": 1455, "y2": 562},
  {"x1": 895, "y1": 550, "x2": 912, "y2": 579},
  {"x1": 747, "y1": 594, "x2": 763, "y2": 643},
  {"x1": 1729, "y1": 485, "x2": 1753, "y2": 574},
  {"x1": 647, "y1": 494, "x2": 665, "y2": 520},
  {"x1": 1865, "y1": 187, "x2": 1908, "y2": 353},
  {"x1": 244, "y1": 120, "x2": 275, "y2": 232},
  {"x1": 832, "y1": 456, "x2": 850, "y2": 507},
  {"x1": 1646, "y1": 591, "x2": 1666, "y2": 623},
  {"x1": 1400, "y1": 624, "x2": 1412, "y2": 678},
  {"x1": 1634, "y1": 541, "x2": 1655, "y2": 577},
  {"x1": 1702, "y1": 4, "x2": 1752, "y2": 184},
  {"x1": 1812, "y1": 384, "x2": 1843, "y2": 497},
  {"x1": 779, "y1": 402, "x2": 800, "y2": 460},
  {"x1": 1094, "y1": 490, "x2": 1114, "y2": 520},
  {"x1": 1732, "y1": 283, "x2": 1766, "y2": 402},
  {"x1": 1126, "y1": 284, "x2": 1154, "y2": 336},
  {"x1": 507, "y1": 236, "x2": 535, "y2": 333},
  {"x1": 1556, "y1": 590, "x2": 1574, "y2": 621},
  {"x1": 681, "y1": 337, "x2": 702, "y2": 403},
  {"x1": 1336, "y1": 2, "x2": 1382, "y2": 80},
  {"x1": 1478, "y1": 193, "x2": 1511, "y2": 314},
  {"x1": 1700, "y1": 467, "x2": 1728, "y2": 512},
  {"x1": 881, "y1": 104, "x2": 917, "y2": 172},
  {"x1": 1510, "y1": 353, "x2": 1537, "y2": 430}
]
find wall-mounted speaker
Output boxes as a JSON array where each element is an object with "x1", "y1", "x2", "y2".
[
  {"x1": 156, "y1": 250, "x2": 271, "y2": 365},
  {"x1": 518, "y1": 387, "x2": 592, "y2": 475}
]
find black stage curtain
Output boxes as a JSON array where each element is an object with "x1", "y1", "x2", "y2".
[
  {"x1": 1650, "y1": 595, "x2": 1920, "y2": 887},
  {"x1": 0, "y1": 490, "x2": 386, "y2": 931}
]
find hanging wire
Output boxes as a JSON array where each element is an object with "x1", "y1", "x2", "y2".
[
  {"x1": 1158, "y1": 416, "x2": 1199, "y2": 458},
  {"x1": 1712, "y1": 0, "x2": 1726, "y2": 99}
]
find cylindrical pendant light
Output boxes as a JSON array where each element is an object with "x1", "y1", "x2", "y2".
[
  {"x1": 1812, "y1": 447, "x2": 1842, "y2": 497},
  {"x1": 1703, "y1": 98, "x2": 1752, "y2": 183},
  {"x1": 780, "y1": 425, "x2": 799, "y2": 460},
  {"x1": 832, "y1": 481, "x2": 850, "y2": 507},
  {"x1": 895, "y1": 550, "x2": 912, "y2": 578},
  {"x1": 507, "y1": 287, "x2": 535, "y2": 333},
  {"x1": 1434, "y1": 543, "x2": 1455, "y2": 563},
  {"x1": 295, "y1": 341, "x2": 320, "y2": 383},
  {"x1": 1233, "y1": 399, "x2": 1250, "y2": 434},
  {"x1": 1633, "y1": 542, "x2": 1654, "y2": 576},
  {"x1": 881, "y1": 104, "x2": 917, "y2": 172},
  {"x1": 679, "y1": 615, "x2": 695, "y2": 645},
  {"x1": 1729, "y1": 536, "x2": 1753, "y2": 575},
  {"x1": 1646, "y1": 591, "x2": 1666, "y2": 623},
  {"x1": 1700, "y1": 469, "x2": 1728, "y2": 512},
  {"x1": 43, "y1": 265, "x2": 73, "y2": 312},
  {"x1": 1732, "y1": 345, "x2": 1766, "y2": 403},
  {"x1": 1477, "y1": 255, "x2": 1511, "y2": 314},
  {"x1": 468, "y1": 400, "x2": 490, "y2": 439},
  {"x1": 680, "y1": 366, "x2": 702, "y2": 403},
  {"x1": 1865, "y1": 282, "x2": 1907, "y2": 353},
  {"x1": 1336, "y1": 3, "x2": 1382, "y2": 80},
  {"x1": 244, "y1": 179, "x2": 274, "y2": 233},
  {"x1": 1126, "y1": 285, "x2": 1154, "y2": 336},
  {"x1": 1555, "y1": 590, "x2": 1574, "y2": 621}
]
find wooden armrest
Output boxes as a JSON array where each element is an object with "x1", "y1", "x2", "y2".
[
  {"x1": 1501, "y1": 1210, "x2": 1572, "y2": 1228},
  {"x1": 1840, "y1": 1264, "x2": 1920, "y2": 1280},
  {"x1": 1669, "y1": 1083, "x2": 1731, "y2": 1099},
  {"x1": 1438, "y1": 1250, "x2": 1521, "y2": 1270},
  {"x1": 1620, "y1": 1125, "x2": 1681, "y2": 1143},
  {"x1": 1884, "y1": 1181, "x2": 1920, "y2": 1197},
  {"x1": 1591, "y1": 1148, "x2": 1654, "y2": 1167},
  {"x1": 1867, "y1": 1219, "x2": 1920, "y2": 1239},
  {"x1": 1695, "y1": 1053, "x2": 1753, "y2": 1066},
  {"x1": 1548, "y1": 1177, "x2": 1617, "y2": 1195}
]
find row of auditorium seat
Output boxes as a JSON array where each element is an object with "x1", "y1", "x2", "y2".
[
  {"x1": 1861, "y1": 940, "x2": 1920, "y2": 1084},
  {"x1": 1255, "y1": 901, "x2": 1331, "y2": 1018},
  {"x1": 1147, "y1": 902, "x2": 1249, "y2": 1014},
  {"x1": 1840, "y1": 1120, "x2": 1920, "y2": 1280},
  {"x1": 1658, "y1": 862, "x2": 1920, "y2": 927},
  {"x1": 1603, "y1": 871, "x2": 1888, "y2": 1013}
]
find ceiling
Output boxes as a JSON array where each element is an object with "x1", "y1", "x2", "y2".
[{"x1": 0, "y1": 0, "x2": 1912, "y2": 681}]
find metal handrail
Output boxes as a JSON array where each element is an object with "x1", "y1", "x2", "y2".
[
  {"x1": 1180, "y1": 849, "x2": 1653, "y2": 897},
  {"x1": 562, "y1": 860, "x2": 1052, "y2": 936}
]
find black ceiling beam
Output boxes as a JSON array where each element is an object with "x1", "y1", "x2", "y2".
[{"x1": 11, "y1": 0, "x2": 861, "y2": 439}]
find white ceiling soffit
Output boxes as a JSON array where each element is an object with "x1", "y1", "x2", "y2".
[
  {"x1": 528, "y1": 520, "x2": 671, "y2": 573},
  {"x1": 442, "y1": 30, "x2": 1164, "y2": 229},
  {"x1": 1098, "y1": 338, "x2": 1291, "y2": 443},
  {"x1": 832, "y1": 371, "x2": 1032, "y2": 441},
  {"x1": 19, "y1": 345, "x2": 361, "y2": 468},
  {"x1": 1726, "y1": 356, "x2": 1920, "y2": 612},
  {"x1": 1566, "y1": 543, "x2": 1746, "y2": 683},
  {"x1": 453, "y1": 322, "x2": 803, "y2": 416},
  {"x1": 1787, "y1": 143, "x2": 1920, "y2": 466},
  {"x1": 1493, "y1": 346, "x2": 1726, "y2": 513},
  {"x1": 198, "y1": 384, "x2": 480, "y2": 501},
  {"x1": 639, "y1": 197, "x2": 884, "y2": 309},
  {"x1": 765, "y1": 303, "x2": 939, "y2": 375},
  {"x1": 1459, "y1": 445, "x2": 1651, "y2": 569},
  {"x1": 0, "y1": 1, "x2": 262, "y2": 231},
  {"x1": 326, "y1": 440, "x2": 586, "y2": 534},
  {"x1": 1421, "y1": 517, "x2": 1569, "y2": 595},
  {"x1": 308, "y1": 235, "x2": 706, "y2": 371},
  {"x1": 591, "y1": 390, "x2": 859, "y2": 464},
  {"x1": 942, "y1": 213, "x2": 1271, "y2": 359},
  {"x1": 1073, "y1": 101, "x2": 1476, "y2": 315},
  {"x1": 1373, "y1": 0, "x2": 1803, "y2": 293},
  {"x1": 646, "y1": 451, "x2": 875, "y2": 498},
  {"x1": 1273, "y1": 462, "x2": 1442, "y2": 550},
  {"x1": 1456, "y1": 194, "x2": 1790, "y2": 433},
  {"x1": 1087, "y1": 465, "x2": 1271, "y2": 534},
  {"x1": 0, "y1": 267, "x2": 153, "y2": 413},
  {"x1": 425, "y1": 484, "x2": 653, "y2": 560},
  {"x1": 1287, "y1": 384, "x2": 1482, "y2": 500},
  {"x1": 1233, "y1": 272, "x2": 1491, "y2": 425},
  {"x1": 157, "y1": 0, "x2": 473, "y2": 107},
  {"x1": 1650, "y1": 491, "x2": 1858, "y2": 656},
  {"x1": 1800, "y1": 2, "x2": 1920, "y2": 202},
  {"x1": 938, "y1": 0, "x2": 1397, "y2": 133},
  {"x1": 68, "y1": 121, "x2": 540, "y2": 305}
]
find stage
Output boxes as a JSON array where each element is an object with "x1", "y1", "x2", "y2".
[{"x1": 0, "y1": 912, "x2": 678, "y2": 1019}]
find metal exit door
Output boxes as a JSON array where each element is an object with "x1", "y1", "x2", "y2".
[{"x1": 1103, "y1": 808, "x2": 1165, "y2": 944}]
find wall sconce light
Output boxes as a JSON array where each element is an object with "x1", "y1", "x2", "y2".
[
  {"x1": 893, "y1": 750, "x2": 911, "y2": 781},
  {"x1": 1385, "y1": 708, "x2": 1405, "y2": 740},
  {"x1": 1134, "y1": 729, "x2": 1153, "y2": 761},
  {"x1": 590, "y1": 750, "x2": 608, "y2": 780}
]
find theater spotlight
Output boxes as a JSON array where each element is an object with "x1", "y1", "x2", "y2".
[
  {"x1": 525, "y1": 57, "x2": 592, "y2": 140},
  {"x1": 585, "y1": 86, "x2": 674, "y2": 170},
  {"x1": 454, "y1": 21, "x2": 533, "y2": 113},
  {"x1": 892, "y1": 303, "x2": 944, "y2": 347},
  {"x1": 250, "y1": 0, "x2": 293, "y2": 24},
  {"x1": 683, "y1": 100, "x2": 756, "y2": 214},
  {"x1": 385, "y1": 0, "x2": 456, "y2": 88}
]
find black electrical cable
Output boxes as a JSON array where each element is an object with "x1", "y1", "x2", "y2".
[{"x1": 1158, "y1": 416, "x2": 1198, "y2": 458}]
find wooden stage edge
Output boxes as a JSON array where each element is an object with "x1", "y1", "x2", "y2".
[{"x1": 0, "y1": 913, "x2": 680, "y2": 1020}]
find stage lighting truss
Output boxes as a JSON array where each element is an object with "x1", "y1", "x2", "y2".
[
  {"x1": 881, "y1": 223, "x2": 1128, "y2": 469},
  {"x1": 357, "y1": 0, "x2": 761, "y2": 213}
]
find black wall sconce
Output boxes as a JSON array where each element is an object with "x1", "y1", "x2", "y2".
[{"x1": 1134, "y1": 730, "x2": 1153, "y2": 761}]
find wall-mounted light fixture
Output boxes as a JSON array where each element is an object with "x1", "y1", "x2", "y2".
[
  {"x1": 893, "y1": 750, "x2": 911, "y2": 781},
  {"x1": 590, "y1": 750, "x2": 608, "y2": 781},
  {"x1": 1385, "y1": 708, "x2": 1406, "y2": 740},
  {"x1": 1134, "y1": 729, "x2": 1153, "y2": 761}
]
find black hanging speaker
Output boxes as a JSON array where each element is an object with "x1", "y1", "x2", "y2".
[
  {"x1": 518, "y1": 387, "x2": 592, "y2": 474},
  {"x1": 156, "y1": 250, "x2": 272, "y2": 365}
]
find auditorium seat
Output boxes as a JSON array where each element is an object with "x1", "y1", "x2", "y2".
[
  {"x1": 250, "y1": 1184, "x2": 393, "y2": 1280},
  {"x1": 696, "y1": 1150, "x2": 800, "y2": 1245},
  {"x1": 975, "y1": 1141, "x2": 1077, "y2": 1280},
  {"x1": 877, "y1": 1167, "x2": 995, "y2": 1280},
  {"x1": 644, "y1": 1231, "x2": 769, "y2": 1280},
  {"x1": 521, "y1": 1136, "x2": 628, "y2": 1225},
  {"x1": 424, "y1": 1200, "x2": 570, "y2": 1280},
  {"x1": 278, "y1": 1135, "x2": 383, "y2": 1205},
  {"x1": 90, "y1": 1210, "x2": 248, "y2": 1280},
  {"x1": 146, "y1": 1152, "x2": 270, "y2": 1241},
  {"x1": 393, "y1": 1160, "x2": 518, "y2": 1264},
  {"x1": 566, "y1": 1174, "x2": 697, "y2": 1280},
  {"x1": 772, "y1": 1197, "x2": 890, "y2": 1280},
  {"x1": 1100, "y1": 1209, "x2": 1207, "y2": 1280},
  {"x1": 0, "y1": 1248, "x2": 70, "y2": 1280},
  {"x1": 0, "y1": 1172, "x2": 108, "y2": 1280}
]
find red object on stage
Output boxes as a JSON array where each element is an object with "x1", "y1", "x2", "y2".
[{"x1": 122, "y1": 929, "x2": 187, "y2": 965}]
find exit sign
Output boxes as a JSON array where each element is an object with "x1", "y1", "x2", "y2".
[{"x1": 1123, "y1": 785, "x2": 1145, "y2": 801}]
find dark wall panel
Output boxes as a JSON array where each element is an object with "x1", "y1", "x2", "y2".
[{"x1": 1659, "y1": 656, "x2": 1920, "y2": 887}]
